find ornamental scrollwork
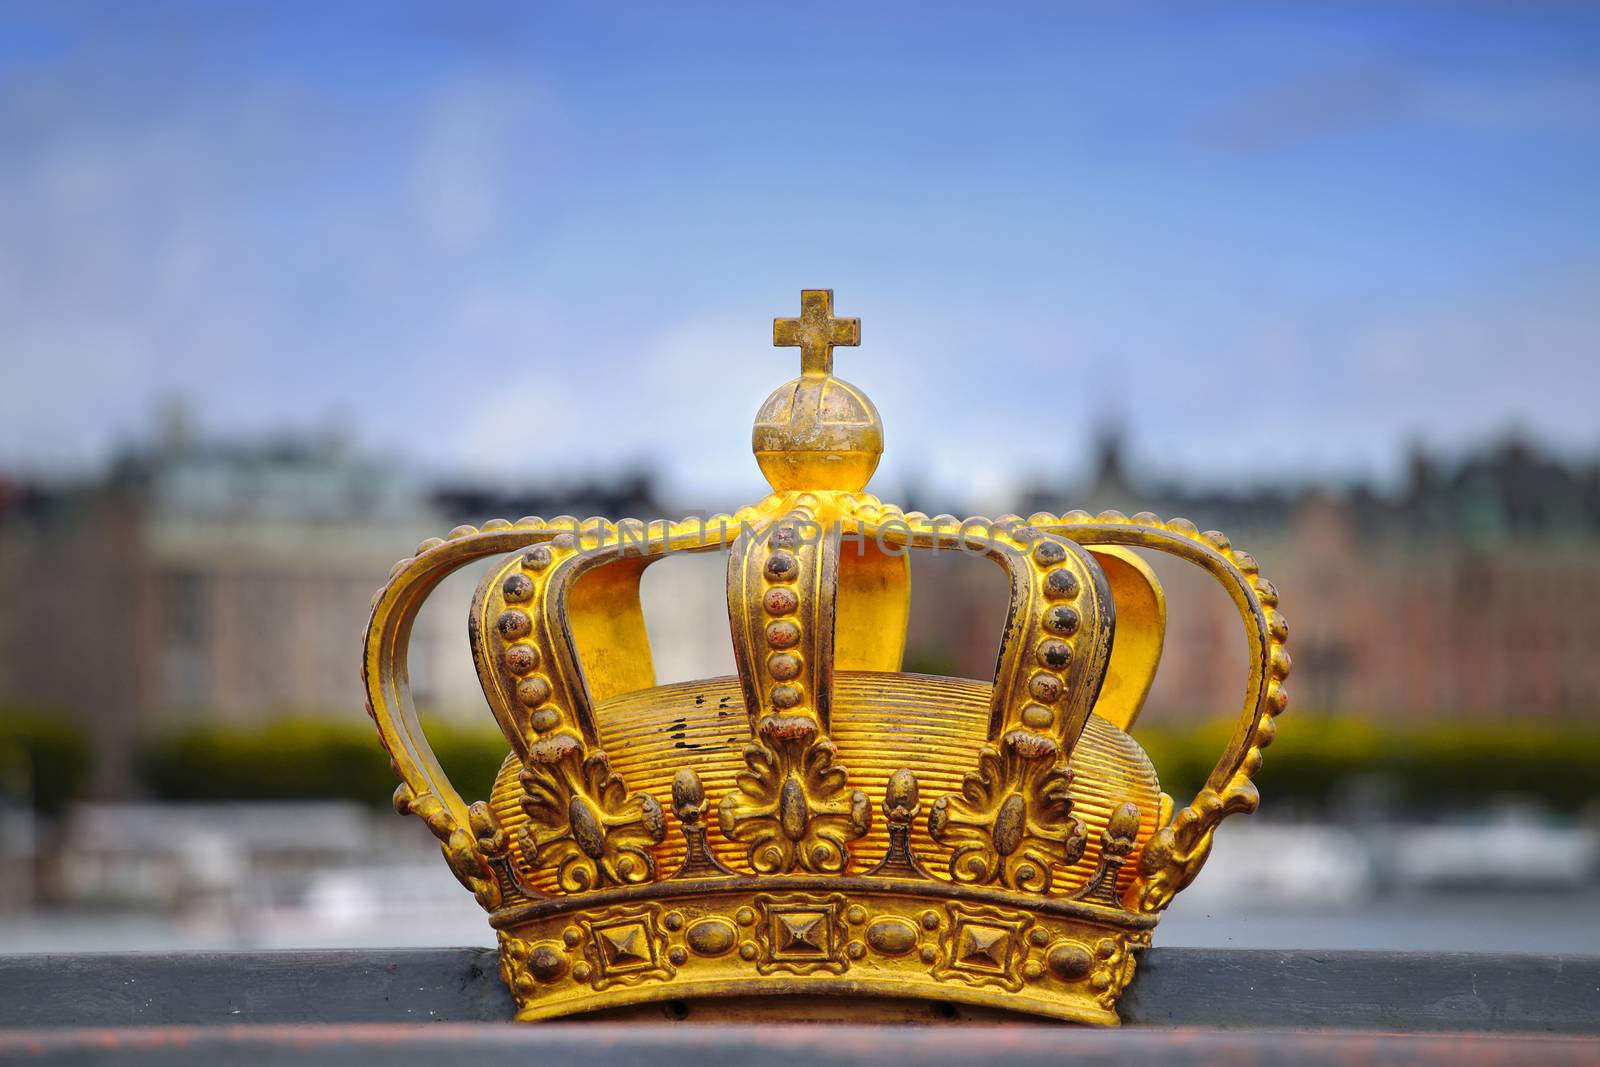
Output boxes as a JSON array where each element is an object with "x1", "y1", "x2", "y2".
[
  {"x1": 1135, "y1": 770, "x2": 1260, "y2": 913},
  {"x1": 1088, "y1": 930, "x2": 1150, "y2": 1010},
  {"x1": 718, "y1": 713, "x2": 871, "y2": 874},
  {"x1": 393, "y1": 777, "x2": 502, "y2": 910},
  {"x1": 518, "y1": 732, "x2": 666, "y2": 891},
  {"x1": 928, "y1": 729, "x2": 1086, "y2": 893}
]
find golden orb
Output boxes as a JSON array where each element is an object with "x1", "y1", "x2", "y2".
[{"x1": 752, "y1": 373, "x2": 883, "y2": 493}]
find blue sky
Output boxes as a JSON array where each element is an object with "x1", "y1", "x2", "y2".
[{"x1": 2, "y1": 2, "x2": 1597, "y2": 506}]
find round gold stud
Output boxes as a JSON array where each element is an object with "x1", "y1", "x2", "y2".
[
  {"x1": 1036, "y1": 640, "x2": 1072, "y2": 670},
  {"x1": 919, "y1": 946, "x2": 937, "y2": 964},
  {"x1": 572, "y1": 962, "x2": 592, "y2": 983},
  {"x1": 767, "y1": 652, "x2": 802, "y2": 680},
  {"x1": 865, "y1": 919, "x2": 917, "y2": 956},
  {"x1": 770, "y1": 684, "x2": 802, "y2": 709},
  {"x1": 664, "y1": 912, "x2": 683, "y2": 931},
  {"x1": 527, "y1": 944, "x2": 567, "y2": 982},
  {"x1": 735, "y1": 907, "x2": 756, "y2": 926},
  {"x1": 685, "y1": 919, "x2": 737, "y2": 957},
  {"x1": 1045, "y1": 569, "x2": 1079, "y2": 599},
  {"x1": 1033, "y1": 540, "x2": 1066, "y2": 565},
  {"x1": 1029, "y1": 928, "x2": 1050, "y2": 947},
  {"x1": 1271, "y1": 646, "x2": 1293, "y2": 679},
  {"x1": 847, "y1": 941, "x2": 866, "y2": 961},
  {"x1": 920, "y1": 910, "x2": 939, "y2": 930},
  {"x1": 1256, "y1": 716, "x2": 1278, "y2": 746},
  {"x1": 1023, "y1": 960, "x2": 1043, "y2": 981},
  {"x1": 765, "y1": 552, "x2": 799, "y2": 581},
  {"x1": 529, "y1": 708, "x2": 560, "y2": 733},
  {"x1": 845, "y1": 905, "x2": 866, "y2": 925},
  {"x1": 1043, "y1": 605, "x2": 1080, "y2": 635},
  {"x1": 516, "y1": 675, "x2": 552, "y2": 707},
  {"x1": 763, "y1": 587, "x2": 799, "y2": 615},
  {"x1": 1021, "y1": 704, "x2": 1054, "y2": 729},
  {"x1": 522, "y1": 546, "x2": 552, "y2": 571},
  {"x1": 738, "y1": 942, "x2": 757, "y2": 961},
  {"x1": 1047, "y1": 942, "x2": 1095, "y2": 980},
  {"x1": 1028, "y1": 672, "x2": 1062, "y2": 703},
  {"x1": 502, "y1": 573, "x2": 535, "y2": 602},
  {"x1": 562, "y1": 927, "x2": 581, "y2": 947},
  {"x1": 497, "y1": 610, "x2": 531, "y2": 639},
  {"x1": 668, "y1": 947, "x2": 688, "y2": 966},
  {"x1": 504, "y1": 644, "x2": 540, "y2": 674},
  {"x1": 765, "y1": 620, "x2": 801, "y2": 649},
  {"x1": 1268, "y1": 611, "x2": 1289, "y2": 642}
]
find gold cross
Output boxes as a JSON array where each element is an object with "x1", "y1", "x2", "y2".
[{"x1": 773, "y1": 289, "x2": 860, "y2": 376}]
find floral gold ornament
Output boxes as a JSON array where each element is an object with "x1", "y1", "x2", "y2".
[{"x1": 363, "y1": 289, "x2": 1290, "y2": 1024}]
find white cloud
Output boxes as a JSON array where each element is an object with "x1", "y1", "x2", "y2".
[{"x1": 408, "y1": 76, "x2": 553, "y2": 252}]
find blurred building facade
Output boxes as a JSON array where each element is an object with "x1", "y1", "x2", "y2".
[
  {"x1": 0, "y1": 424, "x2": 434, "y2": 793},
  {"x1": 3, "y1": 420, "x2": 1597, "y2": 797},
  {"x1": 0, "y1": 419, "x2": 669, "y2": 795},
  {"x1": 910, "y1": 428, "x2": 1600, "y2": 725}
]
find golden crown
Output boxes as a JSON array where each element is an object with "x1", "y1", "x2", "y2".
[{"x1": 362, "y1": 290, "x2": 1290, "y2": 1024}]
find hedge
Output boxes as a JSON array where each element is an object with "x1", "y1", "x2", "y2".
[
  {"x1": 131, "y1": 713, "x2": 1600, "y2": 817},
  {"x1": 137, "y1": 717, "x2": 508, "y2": 807},
  {"x1": 1138, "y1": 716, "x2": 1600, "y2": 816},
  {"x1": 0, "y1": 710, "x2": 92, "y2": 815}
]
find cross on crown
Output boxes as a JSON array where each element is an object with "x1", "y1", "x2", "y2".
[{"x1": 773, "y1": 289, "x2": 860, "y2": 376}]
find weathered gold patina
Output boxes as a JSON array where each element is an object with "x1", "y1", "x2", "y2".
[{"x1": 362, "y1": 290, "x2": 1290, "y2": 1024}]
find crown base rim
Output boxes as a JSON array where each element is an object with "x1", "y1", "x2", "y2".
[
  {"x1": 493, "y1": 880, "x2": 1151, "y2": 1025},
  {"x1": 509, "y1": 977, "x2": 1124, "y2": 1026}
]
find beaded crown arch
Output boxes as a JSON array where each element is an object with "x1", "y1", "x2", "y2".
[{"x1": 361, "y1": 290, "x2": 1290, "y2": 1022}]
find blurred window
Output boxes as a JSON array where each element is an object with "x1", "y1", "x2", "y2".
[{"x1": 163, "y1": 570, "x2": 209, "y2": 707}]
